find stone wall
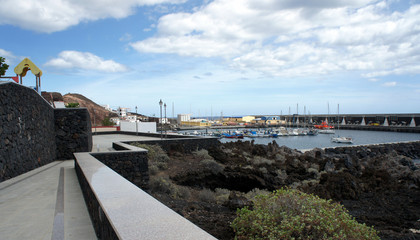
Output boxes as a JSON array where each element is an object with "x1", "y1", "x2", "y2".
[
  {"x1": 74, "y1": 152, "x2": 216, "y2": 240},
  {"x1": 74, "y1": 160, "x2": 119, "y2": 239},
  {"x1": 323, "y1": 141, "x2": 420, "y2": 159},
  {"x1": 124, "y1": 137, "x2": 220, "y2": 153},
  {"x1": 55, "y1": 108, "x2": 92, "y2": 159},
  {"x1": 92, "y1": 150, "x2": 149, "y2": 190},
  {"x1": 0, "y1": 82, "x2": 56, "y2": 181},
  {"x1": 94, "y1": 130, "x2": 194, "y2": 139},
  {"x1": 0, "y1": 82, "x2": 92, "y2": 181}
]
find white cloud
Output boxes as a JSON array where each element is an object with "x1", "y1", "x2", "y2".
[
  {"x1": 131, "y1": 0, "x2": 420, "y2": 78},
  {"x1": 383, "y1": 81, "x2": 397, "y2": 87},
  {"x1": 0, "y1": 0, "x2": 187, "y2": 33},
  {"x1": 45, "y1": 51, "x2": 129, "y2": 73},
  {"x1": 119, "y1": 33, "x2": 133, "y2": 42},
  {"x1": 0, "y1": 49, "x2": 16, "y2": 63}
]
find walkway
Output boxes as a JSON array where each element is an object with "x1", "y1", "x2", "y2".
[
  {"x1": 0, "y1": 160, "x2": 96, "y2": 240},
  {"x1": 0, "y1": 134, "x2": 163, "y2": 240},
  {"x1": 92, "y1": 134, "x2": 161, "y2": 152}
]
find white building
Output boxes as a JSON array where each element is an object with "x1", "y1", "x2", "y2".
[
  {"x1": 119, "y1": 121, "x2": 157, "y2": 133},
  {"x1": 177, "y1": 114, "x2": 191, "y2": 124},
  {"x1": 101, "y1": 104, "x2": 113, "y2": 111},
  {"x1": 117, "y1": 107, "x2": 129, "y2": 117},
  {"x1": 126, "y1": 115, "x2": 137, "y2": 122},
  {"x1": 159, "y1": 118, "x2": 170, "y2": 124}
]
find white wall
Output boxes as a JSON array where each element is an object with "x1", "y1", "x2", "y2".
[{"x1": 120, "y1": 121, "x2": 157, "y2": 133}]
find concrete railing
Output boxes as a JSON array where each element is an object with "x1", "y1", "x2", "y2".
[{"x1": 74, "y1": 152, "x2": 216, "y2": 240}]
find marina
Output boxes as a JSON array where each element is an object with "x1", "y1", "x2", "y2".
[{"x1": 178, "y1": 128, "x2": 420, "y2": 150}]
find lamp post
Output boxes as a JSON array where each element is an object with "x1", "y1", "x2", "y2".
[
  {"x1": 93, "y1": 109, "x2": 96, "y2": 135},
  {"x1": 164, "y1": 103, "x2": 167, "y2": 138},
  {"x1": 159, "y1": 99, "x2": 163, "y2": 140},
  {"x1": 135, "y1": 106, "x2": 138, "y2": 136}
]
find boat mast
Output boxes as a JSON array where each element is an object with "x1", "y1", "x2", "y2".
[{"x1": 337, "y1": 104, "x2": 340, "y2": 131}]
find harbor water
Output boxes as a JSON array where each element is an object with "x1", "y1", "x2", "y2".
[{"x1": 180, "y1": 129, "x2": 420, "y2": 150}]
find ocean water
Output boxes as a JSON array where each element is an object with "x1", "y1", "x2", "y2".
[{"x1": 183, "y1": 129, "x2": 420, "y2": 150}]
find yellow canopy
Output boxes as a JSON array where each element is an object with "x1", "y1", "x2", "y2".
[{"x1": 14, "y1": 58, "x2": 42, "y2": 77}]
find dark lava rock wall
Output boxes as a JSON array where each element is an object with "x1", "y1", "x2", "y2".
[
  {"x1": 91, "y1": 151, "x2": 149, "y2": 190},
  {"x1": 0, "y1": 82, "x2": 92, "y2": 181},
  {"x1": 55, "y1": 108, "x2": 92, "y2": 159},
  {"x1": 135, "y1": 137, "x2": 220, "y2": 153},
  {"x1": 0, "y1": 82, "x2": 56, "y2": 181}
]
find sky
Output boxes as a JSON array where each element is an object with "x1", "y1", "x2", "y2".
[{"x1": 0, "y1": 0, "x2": 419, "y2": 117}]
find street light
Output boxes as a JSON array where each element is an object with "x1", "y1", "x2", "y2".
[
  {"x1": 135, "y1": 106, "x2": 138, "y2": 136},
  {"x1": 164, "y1": 103, "x2": 167, "y2": 138},
  {"x1": 159, "y1": 99, "x2": 163, "y2": 140},
  {"x1": 93, "y1": 108, "x2": 96, "y2": 135}
]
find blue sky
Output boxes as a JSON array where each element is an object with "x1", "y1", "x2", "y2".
[{"x1": 1, "y1": 0, "x2": 419, "y2": 117}]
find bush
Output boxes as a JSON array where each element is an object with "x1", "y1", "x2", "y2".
[
  {"x1": 244, "y1": 188, "x2": 270, "y2": 201},
  {"x1": 149, "y1": 165, "x2": 159, "y2": 175},
  {"x1": 215, "y1": 188, "x2": 231, "y2": 204},
  {"x1": 193, "y1": 149, "x2": 214, "y2": 160},
  {"x1": 200, "y1": 159, "x2": 224, "y2": 174},
  {"x1": 65, "y1": 102, "x2": 79, "y2": 108},
  {"x1": 251, "y1": 156, "x2": 274, "y2": 166},
  {"x1": 176, "y1": 186, "x2": 192, "y2": 200},
  {"x1": 231, "y1": 188, "x2": 379, "y2": 240},
  {"x1": 199, "y1": 188, "x2": 216, "y2": 203},
  {"x1": 133, "y1": 144, "x2": 169, "y2": 164},
  {"x1": 149, "y1": 176, "x2": 175, "y2": 194},
  {"x1": 101, "y1": 117, "x2": 115, "y2": 126}
]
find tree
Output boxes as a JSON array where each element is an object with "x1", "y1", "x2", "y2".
[
  {"x1": 0, "y1": 57, "x2": 9, "y2": 76},
  {"x1": 101, "y1": 117, "x2": 115, "y2": 126}
]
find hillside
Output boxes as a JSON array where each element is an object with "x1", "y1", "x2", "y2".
[{"x1": 63, "y1": 93, "x2": 118, "y2": 126}]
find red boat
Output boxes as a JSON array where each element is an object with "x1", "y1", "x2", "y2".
[{"x1": 314, "y1": 121, "x2": 334, "y2": 129}]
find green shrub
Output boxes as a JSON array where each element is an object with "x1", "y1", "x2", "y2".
[
  {"x1": 245, "y1": 188, "x2": 271, "y2": 201},
  {"x1": 149, "y1": 176, "x2": 176, "y2": 195},
  {"x1": 193, "y1": 149, "x2": 214, "y2": 160},
  {"x1": 231, "y1": 188, "x2": 379, "y2": 240},
  {"x1": 176, "y1": 186, "x2": 192, "y2": 200},
  {"x1": 101, "y1": 117, "x2": 115, "y2": 126},
  {"x1": 200, "y1": 159, "x2": 224, "y2": 174},
  {"x1": 251, "y1": 156, "x2": 274, "y2": 166},
  {"x1": 133, "y1": 144, "x2": 169, "y2": 164},
  {"x1": 199, "y1": 188, "x2": 216, "y2": 203},
  {"x1": 215, "y1": 188, "x2": 231, "y2": 204},
  {"x1": 65, "y1": 102, "x2": 79, "y2": 108},
  {"x1": 148, "y1": 165, "x2": 159, "y2": 175}
]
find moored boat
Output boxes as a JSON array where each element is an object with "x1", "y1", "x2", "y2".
[{"x1": 331, "y1": 136, "x2": 353, "y2": 143}]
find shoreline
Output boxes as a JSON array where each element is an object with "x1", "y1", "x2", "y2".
[{"x1": 299, "y1": 140, "x2": 420, "y2": 153}]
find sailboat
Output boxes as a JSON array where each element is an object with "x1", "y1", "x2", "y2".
[{"x1": 331, "y1": 104, "x2": 353, "y2": 144}]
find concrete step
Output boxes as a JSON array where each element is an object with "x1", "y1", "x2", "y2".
[
  {"x1": 63, "y1": 166, "x2": 97, "y2": 240},
  {"x1": 0, "y1": 161, "x2": 96, "y2": 240}
]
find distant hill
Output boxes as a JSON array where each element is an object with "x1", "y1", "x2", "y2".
[
  {"x1": 41, "y1": 91, "x2": 118, "y2": 126},
  {"x1": 63, "y1": 93, "x2": 118, "y2": 126},
  {"x1": 41, "y1": 91, "x2": 64, "y2": 102}
]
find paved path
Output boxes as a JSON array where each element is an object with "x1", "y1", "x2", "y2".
[
  {"x1": 92, "y1": 134, "x2": 161, "y2": 152},
  {"x1": 0, "y1": 160, "x2": 96, "y2": 240}
]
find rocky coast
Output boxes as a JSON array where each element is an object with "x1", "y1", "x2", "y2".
[{"x1": 139, "y1": 140, "x2": 420, "y2": 239}]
